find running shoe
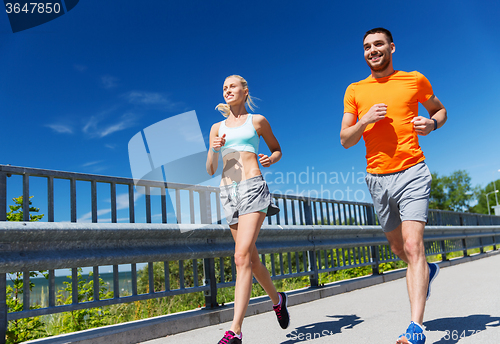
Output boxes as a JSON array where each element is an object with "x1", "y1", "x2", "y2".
[
  {"x1": 218, "y1": 330, "x2": 242, "y2": 344},
  {"x1": 398, "y1": 322, "x2": 426, "y2": 344},
  {"x1": 426, "y1": 262, "x2": 440, "y2": 300},
  {"x1": 273, "y1": 292, "x2": 290, "y2": 329}
]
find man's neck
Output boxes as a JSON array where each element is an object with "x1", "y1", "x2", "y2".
[{"x1": 371, "y1": 66, "x2": 396, "y2": 79}]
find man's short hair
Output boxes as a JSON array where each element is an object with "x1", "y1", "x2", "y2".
[{"x1": 364, "y1": 27, "x2": 393, "y2": 43}]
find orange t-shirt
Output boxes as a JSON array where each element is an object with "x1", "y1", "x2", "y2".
[{"x1": 344, "y1": 70, "x2": 433, "y2": 174}]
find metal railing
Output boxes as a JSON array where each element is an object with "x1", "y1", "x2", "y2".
[{"x1": 1, "y1": 164, "x2": 500, "y2": 344}]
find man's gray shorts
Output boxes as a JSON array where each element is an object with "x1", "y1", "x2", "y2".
[
  {"x1": 220, "y1": 175, "x2": 280, "y2": 225},
  {"x1": 365, "y1": 161, "x2": 432, "y2": 232}
]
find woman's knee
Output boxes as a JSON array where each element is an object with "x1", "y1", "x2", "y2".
[{"x1": 234, "y1": 251, "x2": 252, "y2": 269}]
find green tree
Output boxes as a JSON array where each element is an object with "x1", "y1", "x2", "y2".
[
  {"x1": 6, "y1": 196, "x2": 46, "y2": 343},
  {"x1": 429, "y1": 172, "x2": 446, "y2": 210},
  {"x1": 470, "y1": 179, "x2": 500, "y2": 214},
  {"x1": 6, "y1": 196, "x2": 44, "y2": 222},
  {"x1": 429, "y1": 170, "x2": 479, "y2": 212},
  {"x1": 55, "y1": 268, "x2": 114, "y2": 333}
]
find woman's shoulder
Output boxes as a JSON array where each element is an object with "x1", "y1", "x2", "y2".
[
  {"x1": 251, "y1": 114, "x2": 267, "y2": 123},
  {"x1": 250, "y1": 114, "x2": 271, "y2": 134},
  {"x1": 210, "y1": 121, "x2": 224, "y2": 133}
]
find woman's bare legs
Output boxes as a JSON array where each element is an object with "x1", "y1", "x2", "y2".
[{"x1": 229, "y1": 211, "x2": 279, "y2": 335}]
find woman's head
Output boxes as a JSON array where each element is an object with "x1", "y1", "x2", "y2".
[{"x1": 216, "y1": 75, "x2": 256, "y2": 117}]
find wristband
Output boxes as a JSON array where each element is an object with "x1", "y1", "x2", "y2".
[
  {"x1": 211, "y1": 147, "x2": 220, "y2": 153},
  {"x1": 431, "y1": 118, "x2": 438, "y2": 131}
]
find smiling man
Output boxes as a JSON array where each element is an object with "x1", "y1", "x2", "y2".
[{"x1": 340, "y1": 28, "x2": 447, "y2": 344}]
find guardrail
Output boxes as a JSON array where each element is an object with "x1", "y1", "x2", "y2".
[
  {"x1": 1, "y1": 222, "x2": 499, "y2": 343},
  {"x1": 1, "y1": 164, "x2": 500, "y2": 343}
]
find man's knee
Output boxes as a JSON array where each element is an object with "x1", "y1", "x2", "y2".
[
  {"x1": 390, "y1": 243, "x2": 405, "y2": 257},
  {"x1": 403, "y1": 237, "x2": 425, "y2": 259}
]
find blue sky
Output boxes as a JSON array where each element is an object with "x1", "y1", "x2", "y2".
[{"x1": 2, "y1": 0, "x2": 500, "y2": 212}]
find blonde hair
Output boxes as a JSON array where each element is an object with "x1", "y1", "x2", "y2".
[{"x1": 215, "y1": 75, "x2": 257, "y2": 118}]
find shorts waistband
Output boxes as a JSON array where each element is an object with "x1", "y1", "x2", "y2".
[
  {"x1": 367, "y1": 162, "x2": 426, "y2": 177},
  {"x1": 219, "y1": 174, "x2": 264, "y2": 190}
]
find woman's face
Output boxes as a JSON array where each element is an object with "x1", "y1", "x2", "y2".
[{"x1": 223, "y1": 77, "x2": 248, "y2": 106}]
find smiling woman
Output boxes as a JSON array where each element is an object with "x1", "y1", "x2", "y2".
[{"x1": 206, "y1": 75, "x2": 287, "y2": 344}]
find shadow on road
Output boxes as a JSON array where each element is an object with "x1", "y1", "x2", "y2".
[
  {"x1": 280, "y1": 314, "x2": 363, "y2": 343},
  {"x1": 424, "y1": 314, "x2": 500, "y2": 343}
]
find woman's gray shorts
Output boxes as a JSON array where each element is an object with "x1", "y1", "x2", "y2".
[
  {"x1": 220, "y1": 175, "x2": 280, "y2": 225},
  {"x1": 365, "y1": 162, "x2": 432, "y2": 232}
]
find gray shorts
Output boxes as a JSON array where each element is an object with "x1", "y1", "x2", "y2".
[
  {"x1": 220, "y1": 175, "x2": 280, "y2": 225},
  {"x1": 365, "y1": 162, "x2": 432, "y2": 232}
]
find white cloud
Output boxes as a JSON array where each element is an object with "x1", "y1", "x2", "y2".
[
  {"x1": 83, "y1": 116, "x2": 99, "y2": 134},
  {"x1": 125, "y1": 91, "x2": 167, "y2": 105},
  {"x1": 74, "y1": 64, "x2": 87, "y2": 72},
  {"x1": 83, "y1": 113, "x2": 137, "y2": 138},
  {"x1": 82, "y1": 160, "x2": 103, "y2": 167},
  {"x1": 46, "y1": 124, "x2": 73, "y2": 134},
  {"x1": 101, "y1": 75, "x2": 119, "y2": 89},
  {"x1": 123, "y1": 91, "x2": 180, "y2": 111},
  {"x1": 76, "y1": 192, "x2": 144, "y2": 223},
  {"x1": 116, "y1": 192, "x2": 143, "y2": 210},
  {"x1": 77, "y1": 209, "x2": 112, "y2": 223}
]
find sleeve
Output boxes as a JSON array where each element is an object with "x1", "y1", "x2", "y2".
[
  {"x1": 416, "y1": 72, "x2": 433, "y2": 103},
  {"x1": 343, "y1": 84, "x2": 357, "y2": 115}
]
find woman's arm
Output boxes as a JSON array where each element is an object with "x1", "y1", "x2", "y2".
[
  {"x1": 254, "y1": 115, "x2": 281, "y2": 167},
  {"x1": 206, "y1": 123, "x2": 225, "y2": 176}
]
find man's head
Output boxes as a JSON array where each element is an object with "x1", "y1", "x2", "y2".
[
  {"x1": 363, "y1": 27, "x2": 393, "y2": 43},
  {"x1": 363, "y1": 27, "x2": 395, "y2": 76}
]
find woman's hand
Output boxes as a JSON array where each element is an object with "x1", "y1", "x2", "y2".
[
  {"x1": 212, "y1": 134, "x2": 226, "y2": 151},
  {"x1": 258, "y1": 153, "x2": 273, "y2": 167}
]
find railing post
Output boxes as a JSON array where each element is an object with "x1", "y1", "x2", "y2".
[
  {"x1": 366, "y1": 205, "x2": 376, "y2": 225},
  {"x1": 304, "y1": 200, "x2": 318, "y2": 287},
  {"x1": 203, "y1": 258, "x2": 218, "y2": 308},
  {"x1": 440, "y1": 240, "x2": 448, "y2": 261},
  {"x1": 370, "y1": 245, "x2": 380, "y2": 275},
  {"x1": 23, "y1": 174, "x2": 30, "y2": 222},
  {"x1": 462, "y1": 238, "x2": 468, "y2": 257},
  {"x1": 199, "y1": 190, "x2": 212, "y2": 224},
  {"x1": 479, "y1": 237, "x2": 484, "y2": 254},
  {"x1": 303, "y1": 199, "x2": 313, "y2": 226},
  {"x1": 306, "y1": 250, "x2": 319, "y2": 287},
  {"x1": 1, "y1": 273, "x2": 7, "y2": 344},
  {"x1": 493, "y1": 235, "x2": 497, "y2": 251},
  {"x1": 0, "y1": 173, "x2": 6, "y2": 222}
]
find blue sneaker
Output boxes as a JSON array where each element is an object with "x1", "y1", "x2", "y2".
[
  {"x1": 426, "y1": 262, "x2": 439, "y2": 300},
  {"x1": 398, "y1": 322, "x2": 426, "y2": 344}
]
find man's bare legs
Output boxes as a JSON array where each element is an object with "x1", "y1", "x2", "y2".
[{"x1": 385, "y1": 220, "x2": 429, "y2": 329}]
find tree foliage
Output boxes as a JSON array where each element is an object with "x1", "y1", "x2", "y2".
[
  {"x1": 55, "y1": 268, "x2": 113, "y2": 333},
  {"x1": 429, "y1": 170, "x2": 480, "y2": 212},
  {"x1": 6, "y1": 196, "x2": 46, "y2": 344},
  {"x1": 470, "y1": 178, "x2": 500, "y2": 214},
  {"x1": 6, "y1": 196, "x2": 44, "y2": 222}
]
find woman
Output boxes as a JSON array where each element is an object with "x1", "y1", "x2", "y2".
[{"x1": 206, "y1": 75, "x2": 289, "y2": 344}]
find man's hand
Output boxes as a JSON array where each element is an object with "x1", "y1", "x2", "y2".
[
  {"x1": 411, "y1": 116, "x2": 434, "y2": 136},
  {"x1": 360, "y1": 103, "x2": 387, "y2": 125}
]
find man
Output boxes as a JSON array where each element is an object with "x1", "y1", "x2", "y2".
[{"x1": 340, "y1": 28, "x2": 447, "y2": 344}]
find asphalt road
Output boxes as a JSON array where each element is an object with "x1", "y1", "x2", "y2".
[{"x1": 141, "y1": 253, "x2": 500, "y2": 344}]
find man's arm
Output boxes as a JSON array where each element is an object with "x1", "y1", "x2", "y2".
[
  {"x1": 340, "y1": 103, "x2": 387, "y2": 148},
  {"x1": 412, "y1": 95, "x2": 447, "y2": 136}
]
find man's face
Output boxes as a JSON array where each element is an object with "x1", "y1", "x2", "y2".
[{"x1": 363, "y1": 32, "x2": 395, "y2": 73}]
